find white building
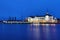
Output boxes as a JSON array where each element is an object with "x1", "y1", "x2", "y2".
[{"x1": 27, "y1": 13, "x2": 57, "y2": 23}]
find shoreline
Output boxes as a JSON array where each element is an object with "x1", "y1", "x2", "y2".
[
  {"x1": 1, "y1": 22, "x2": 60, "y2": 24},
  {"x1": 0, "y1": 20, "x2": 59, "y2": 24}
]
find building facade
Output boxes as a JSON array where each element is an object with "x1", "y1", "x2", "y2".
[{"x1": 27, "y1": 13, "x2": 57, "y2": 23}]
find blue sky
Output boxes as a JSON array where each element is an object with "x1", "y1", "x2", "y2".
[{"x1": 0, "y1": 0, "x2": 60, "y2": 19}]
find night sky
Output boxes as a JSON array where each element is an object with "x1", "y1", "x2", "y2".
[{"x1": 0, "y1": 0, "x2": 60, "y2": 19}]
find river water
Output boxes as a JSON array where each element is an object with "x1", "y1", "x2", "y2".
[{"x1": 0, "y1": 24, "x2": 60, "y2": 40}]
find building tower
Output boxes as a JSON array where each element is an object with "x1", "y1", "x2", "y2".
[{"x1": 45, "y1": 9, "x2": 50, "y2": 21}]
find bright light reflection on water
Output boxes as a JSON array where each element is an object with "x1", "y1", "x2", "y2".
[
  {"x1": 30, "y1": 24, "x2": 56, "y2": 26},
  {"x1": 27, "y1": 24, "x2": 57, "y2": 40}
]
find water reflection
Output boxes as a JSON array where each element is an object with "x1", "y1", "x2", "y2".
[
  {"x1": 30, "y1": 24, "x2": 56, "y2": 26},
  {"x1": 42, "y1": 24, "x2": 50, "y2": 40},
  {"x1": 27, "y1": 24, "x2": 57, "y2": 40}
]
